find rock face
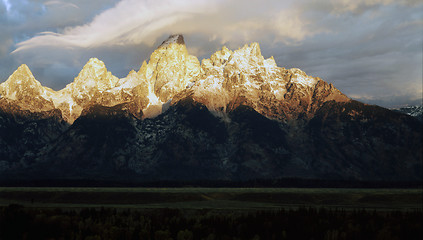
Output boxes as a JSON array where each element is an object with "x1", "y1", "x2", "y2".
[
  {"x1": 0, "y1": 35, "x2": 421, "y2": 182},
  {"x1": 0, "y1": 98, "x2": 68, "y2": 172},
  {"x1": 188, "y1": 43, "x2": 349, "y2": 121}
]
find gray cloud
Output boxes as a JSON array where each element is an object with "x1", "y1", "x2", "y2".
[
  {"x1": 1, "y1": 0, "x2": 422, "y2": 107},
  {"x1": 261, "y1": 1, "x2": 423, "y2": 107},
  {"x1": 0, "y1": 0, "x2": 119, "y2": 86}
]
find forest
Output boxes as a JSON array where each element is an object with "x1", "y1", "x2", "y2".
[{"x1": 1, "y1": 204, "x2": 422, "y2": 240}]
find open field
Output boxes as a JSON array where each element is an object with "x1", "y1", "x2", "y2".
[{"x1": 0, "y1": 187, "x2": 421, "y2": 210}]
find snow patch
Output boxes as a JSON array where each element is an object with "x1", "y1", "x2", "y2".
[
  {"x1": 8, "y1": 91, "x2": 16, "y2": 100},
  {"x1": 272, "y1": 88, "x2": 285, "y2": 100},
  {"x1": 112, "y1": 75, "x2": 140, "y2": 92},
  {"x1": 68, "y1": 100, "x2": 74, "y2": 113},
  {"x1": 263, "y1": 57, "x2": 277, "y2": 74},
  {"x1": 186, "y1": 81, "x2": 195, "y2": 88},
  {"x1": 142, "y1": 84, "x2": 164, "y2": 119},
  {"x1": 290, "y1": 68, "x2": 317, "y2": 87}
]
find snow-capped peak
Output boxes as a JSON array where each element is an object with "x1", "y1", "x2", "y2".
[
  {"x1": 0, "y1": 64, "x2": 56, "y2": 111},
  {"x1": 0, "y1": 64, "x2": 52, "y2": 98},
  {"x1": 83, "y1": 58, "x2": 107, "y2": 77},
  {"x1": 4, "y1": 64, "x2": 37, "y2": 85},
  {"x1": 76, "y1": 58, "x2": 107, "y2": 82},
  {"x1": 72, "y1": 58, "x2": 119, "y2": 91}
]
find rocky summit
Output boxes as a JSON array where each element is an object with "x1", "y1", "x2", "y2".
[{"x1": 0, "y1": 35, "x2": 421, "y2": 183}]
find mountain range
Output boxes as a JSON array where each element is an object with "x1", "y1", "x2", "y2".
[{"x1": 0, "y1": 35, "x2": 421, "y2": 183}]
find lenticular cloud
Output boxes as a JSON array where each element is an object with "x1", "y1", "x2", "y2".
[{"x1": 13, "y1": 0, "x2": 214, "y2": 52}]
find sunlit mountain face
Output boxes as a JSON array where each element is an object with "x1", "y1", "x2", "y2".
[{"x1": 0, "y1": 35, "x2": 421, "y2": 183}]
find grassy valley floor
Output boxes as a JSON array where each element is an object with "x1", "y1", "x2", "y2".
[{"x1": 0, "y1": 187, "x2": 421, "y2": 210}]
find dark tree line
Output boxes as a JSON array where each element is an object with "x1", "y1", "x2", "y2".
[
  {"x1": 1, "y1": 178, "x2": 421, "y2": 188},
  {"x1": 1, "y1": 204, "x2": 422, "y2": 240}
]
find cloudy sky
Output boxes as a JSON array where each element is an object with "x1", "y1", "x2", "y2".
[{"x1": 0, "y1": 0, "x2": 422, "y2": 107}]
